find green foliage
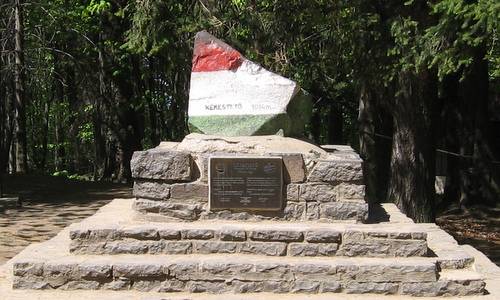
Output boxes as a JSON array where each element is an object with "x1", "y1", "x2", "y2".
[
  {"x1": 2, "y1": 0, "x2": 498, "y2": 179},
  {"x1": 413, "y1": 0, "x2": 498, "y2": 80},
  {"x1": 52, "y1": 170, "x2": 69, "y2": 177},
  {"x1": 78, "y1": 123, "x2": 94, "y2": 143},
  {"x1": 84, "y1": 0, "x2": 111, "y2": 16}
]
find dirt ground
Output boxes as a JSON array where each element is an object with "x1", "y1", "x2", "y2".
[
  {"x1": 0, "y1": 175, "x2": 131, "y2": 265},
  {"x1": 436, "y1": 206, "x2": 500, "y2": 266},
  {"x1": 0, "y1": 175, "x2": 498, "y2": 266}
]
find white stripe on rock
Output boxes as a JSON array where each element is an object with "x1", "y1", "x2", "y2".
[{"x1": 189, "y1": 60, "x2": 298, "y2": 117}]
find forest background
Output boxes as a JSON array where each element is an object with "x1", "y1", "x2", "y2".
[{"x1": 0, "y1": 0, "x2": 498, "y2": 222}]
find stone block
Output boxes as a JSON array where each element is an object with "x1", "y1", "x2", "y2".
[
  {"x1": 182, "y1": 229, "x2": 214, "y2": 240},
  {"x1": 162, "y1": 241, "x2": 192, "y2": 254},
  {"x1": 400, "y1": 280, "x2": 486, "y2": 297},
  {"x1": 308, "y1": 159, "x2": 363, "y2": 183},
  {"x1": 254, "y1": 263, "x2": 294, "y2": 281},
  {"x1": 305, "y1": 202, "x2": 320, "y2": 220},
  {"x1": 192, "y1": 241, "x2": 239, "y2": 254},
  {"x1": 248, "y1": 230, "x2": 303, "y2": 242},
  {"x1": 319, "y1": 201, "x2": 368, "y2": 222},
  {"x1": 87, "y1": 228, "x2": 120, "y2": 240},
  {"x1": 147, "y1": 241, "x2": 167, "y2": 254},
  {"x1": 107, "y1": 241, "x2": 149, "y2": 254},
  {"x1": 113, "y1": 263, "x2": 165, "y2": 278},
  {"x1": 43, "y1": 263, "x2": 75, "y2": 277},
  {"x1": 219, "y1": 227, "x2": 246, "y2": 241},
  {"x1": 320, "y1": 280, "x2": 341, "y2": 292},
  {"x1": 270, "y1": 153, "x2": 306, "y2": 183},
  {"x1": 231, "y1": 280, "x2": 264, "y2": 293},
  {"x1": 133, "y1": 180, "x2": 171, "y2": 200},
  {"x1": 13, "y1": 262, "x2": 44, "y2": 276},
  {"x1": 198, "y1": 262, "x2": 254, "y2": 281},
  {"x1": 333, "y1": 183, "x2": 365, "y2": 200},
  {"x1": 60, "y1": 280, "x2": 101, "y2": 290},
  {"x1": 305, "y1": 230, "x2": 341, "y2": 243},
  {"x1": 158, "y1": 279, "x2": 186, "y2": 292},
  {"x1": 102, "y1": 278, "x2": 130, "y2": 290},
  {"x1": 290, "y1": 280, "x2": 320, "y2": 293},
  {"x1": 292, "y1": 262, "x2": 336, "y2": 279},
  {"x1": 75, "y1": 263, "x2": 111, "y2": 279},
  {"x1": 69, "y1": 230, "x2": 89, "y2": 240},
  {"x1": 131, "y1": 150, "x2": 192, "y2": 181},
  {"x1": 120, "y1": 226, "x2": 159, "y2": 240},
  {"x1": 283, "y1": 202, "x2": 306, "y2": 220},
  {"x1": 154, "y1": 201, "x2": 203, "y2": 221},
  {"x1": 286, "y1": 184, "x2": 300, "y2": 201},
  {"x1": 157, "y1": 229, "x2": 181, "y2": 240},
  {"x1": 200, "y1": 210, "x2": 267, "y2": 221},
  {"x1": 170, "y1": 182, "x2": 208, "y2": 200},
  {"x1": 132, "y1": 280, "x2": 162, "y2": 292},
  {"x1": 132, "y1": 199, "x2": 161, "y2": 214},
  {"x1": 288, "y1": 243, "x2": 338, "y2": 256},
  {"x1": 166, "y1": 262, "x2": 199, "y2": 280},
  {"x1": 262, "y1": 280, "x2": 293, "y2": 293},
  {"x1": 193, "y1": 154, "x2": 209, "y2": 182},
  {"x1": 343, "y1": 282, "x2": 399, "y2": 294},
  {"x1": 186, "y1": 281, "x2": 227, "y2": 293},
  {"x1": 338, "y1": 237, "x2": 428, "y2": 257},
  {"x1": 239, "y1": 242, "x2": 287, "y2": 256},
  {"x1": 356, "y1": 263, "x2": 437, "y2": 283},
  {"x1": 436, "y1": 250, "x2": 474, "y2": 269},
  {"x1": 299, "y1": 183, "x2": 336, "y2": 202},
  {"x1": 13, "y1": 277, "x2": 51, "y2": 290}
]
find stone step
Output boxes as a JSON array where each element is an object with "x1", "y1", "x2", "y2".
[
  {"x1": 133, "y1": 197, "x2": 369, "y2": 223},
  {"x1": 12, "y1": 252, "x2": 485, "y2": 296},
  {"x1": 69, "y1": 221, "x2": 429, "y2": 258}
]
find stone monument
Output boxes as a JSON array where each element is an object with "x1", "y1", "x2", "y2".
[
  {"x1": 188, "y1": 31, "x2": 312, "y2": 136},
  {"x1": 4, "y1": 31, "x2": 497, "y2": 299}
]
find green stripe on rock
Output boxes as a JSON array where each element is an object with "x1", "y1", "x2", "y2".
[{"x1": 188, "y1": 114, "x2": 292, "y2": 136}]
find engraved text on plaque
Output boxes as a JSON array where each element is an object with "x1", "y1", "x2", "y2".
[{"x1": 209, "y1": 157, "x2": 283, "y2": 211}]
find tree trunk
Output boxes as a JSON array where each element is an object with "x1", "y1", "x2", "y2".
[
  {"x1": 328, "y1": 101, "x2": 343, "y2": 144},
  {"x1": 13, "y1": 0, "x2": 28, "y2": 173},
  {"x1": 66, "y1": 63, "x2": 80, "y2": 173},
  {"x1": 441, "y1": 72, "x2": 461, "y2": 210},
  {"x1": 309, "y1": 108, "x2": 321, "y2": 144},
  {"x1": 457, "y1": 48, "x2": 498, "y2": 206},
  {"x1": 9, "y1": 134, "x2": 16, "y2": 173},
  {"x1": 388, "y1": 69, "x2": 438, "y2": 223},
  {"x1": 358, "y1": 84, "x2": 377, "y2": 203},
  {"x1": 53, "y1": 54, "x2": 66, "y2": 172},
  {"x1": 113, "y1": 57, "x2": 144, "y2": 182}
]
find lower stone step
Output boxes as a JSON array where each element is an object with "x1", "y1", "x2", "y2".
[
  {"x1": 69, "y1": 221, "x2": 429, "y2": 258},
  {"x1": 12, "y1": 253, "x2": 485, "y2": 296}
]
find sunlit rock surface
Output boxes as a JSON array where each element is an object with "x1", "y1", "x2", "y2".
[{"x1": 188, "y1": 31, "x2": 312, "y2": 137}]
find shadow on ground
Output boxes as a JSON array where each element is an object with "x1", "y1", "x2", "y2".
[
  {"x1": 437, "y1": 205, "x2": 500, "y2": 266},
  {"x1": 0, "y1": 175, "x2": 132, "y2": 264}
]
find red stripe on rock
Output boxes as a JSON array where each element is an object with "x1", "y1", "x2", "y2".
[{"x1": 192, "y1": 43, "x2": 242, "y2": 72}]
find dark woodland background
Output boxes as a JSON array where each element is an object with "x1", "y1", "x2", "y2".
[{"x1": 0, "y1": 0, "x2": 499, "y2": 222}]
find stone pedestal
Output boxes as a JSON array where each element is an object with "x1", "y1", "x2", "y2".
[{"x1": 131, "y1": 134, "x2": 368, "y2": 223}]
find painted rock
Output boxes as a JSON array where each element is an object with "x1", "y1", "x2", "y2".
[{"x1": 188, "y1": 31, "x2": 312, "y2": 137}]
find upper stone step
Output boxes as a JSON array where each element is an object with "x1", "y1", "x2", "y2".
[
  {"x1": 188, "y1": 31, "x2": 312, "y2": 137},
  {"x1": 69, "y1": 221, "x2": 428, "y2": 258}
]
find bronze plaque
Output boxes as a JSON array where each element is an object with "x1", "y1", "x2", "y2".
[{"x1": 209, "y1": 156, "x2": 283, "y2": 211}]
